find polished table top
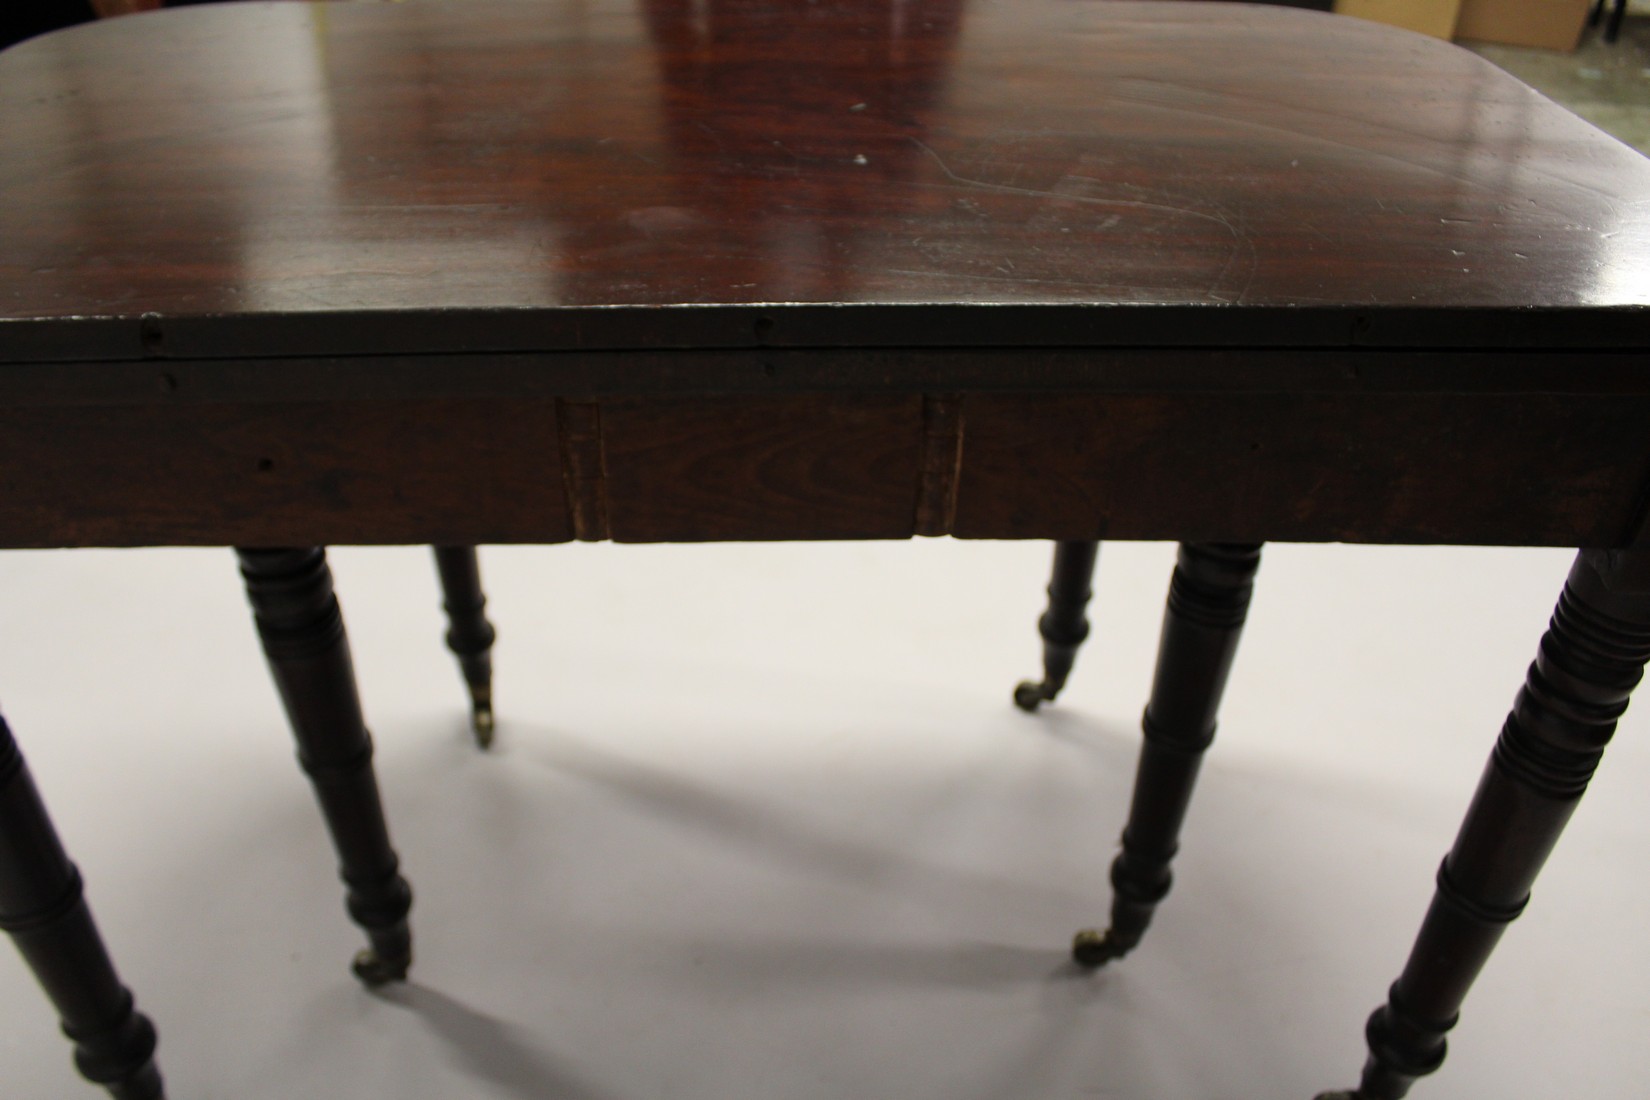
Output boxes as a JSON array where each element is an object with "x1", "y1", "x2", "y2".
[{"x1": 1, "y1": 0, "x2": 1648, "y2": 549}]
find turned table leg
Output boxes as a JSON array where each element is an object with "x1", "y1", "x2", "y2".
[
  {"x1": 0, "y1": 716, "x2": 163, "y2": 1099},
  {"x1": 1074, "y1": 542, "x2": 1263, "y2": 968},
  {"x1": 1317, "y1": 548, "x2": 1650, "y2": 1100},
  {"x1": 431, "y1": 546, "x2": 497, "y2": 748},
  {"x1": 236, "y1": 548, "x2": 413, "y2": 985},
  {"x1": 1015, "y1": 540, "x2": 1101, "y2": 711}
]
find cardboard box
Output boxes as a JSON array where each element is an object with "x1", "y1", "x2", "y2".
[
  {"x1": 1334, "y1": 0, "x2": 1464, "y2": 38},
  {"x1": 1454, "y1": 0, "x2": 1592, "y2": 50}
]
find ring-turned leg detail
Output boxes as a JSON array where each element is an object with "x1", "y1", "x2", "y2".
[
  {"x1": 0, "y1": 716, "x2": 164, "y2": 1099},
  {"x1": 1015, "y1": 541, "x2": 1101, "y2": 711},
  {"x1": 1074, "y1": 542, "x2": 1262, "y2": 968},
  {"x1": 432, "y1": 546, "x2": 497, "y2": 748},
  {"x1": 236, "y1": 548, "x2": 413, "y2": 985},
  {"x1": 1319, "y1": 548, "x2": 1650, "y2": 1100}
]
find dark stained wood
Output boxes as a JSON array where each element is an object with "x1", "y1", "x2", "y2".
[
  {"x1": 1013, "y1": 540, "x2": 1101, "y2": 711},
  {"x1": 913, "y1": 393, "x2": 964, "y2": 537},
  {"x1": 6, "y1": 0, "x2": 1650, "y2": 556},
  {"x1": 235, "y1": 548, "x2": 414, "y2": 986},
  {"x1": 3, "y1": 0, "x2": 1650, "y2": 357},
  {"x1": 8, "y1": 346, "x2": 1650, "y2": 408},
  {"x1": 431, "y1": 546, "x2": 497, "y2": 747},
  {"x1": 1072, "y1": 542, "x2": 1262, "y2": 969},
  {"x1": 3, "y1": 5, "x2": 1650, "y2": 1100},
  {"x1": 0, "y1": 398, "x2": 571, "y2": 547},
  {"x1": 953, "y1": 390, "x2": 1650, "y2": 547},
  {"x1": 601, "y1": 394, "x2": 925, "y2": 541},
  {"x1": 1321, "y1": 549, "x2": 1650, "y2": 1100},
  {"x1": 557, "y1": 402, "x2": 611, "y2": 542},
  {"x1": 0, "y1": 715, "x2": 163, "y2": 1100},
  {"x1": 0, "y1": 379, "x2": 1646, "y2": 548}
]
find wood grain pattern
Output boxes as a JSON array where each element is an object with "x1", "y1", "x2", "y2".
[
  {"x1": 7, "y1": 9, "x2": 1650, "y2": 1100},
  {"x1": 601, "y1": 394, "x2": 925, "y2": 541},
  {"x1": 1, "y1": 379, "x2": 1643, "y2": 547},
  {"x1": 0, "y1": 398, "x2": 571, "y2": 547},
  {"x1": 3, "y1": 0, "x2": 1650, "y2": 358},
  {"x1": 952, "y1": 391, "x2": 1650, "y2": 546},
  {"x1": 914, "y1": 393, "x2": 964, "y2": 537},
  {"x1": 557, "y1": 401, "x2": 611, "y2": 541},
  {"x1": 1, "y1": 0, "x2": 1648, "y2": 550}
]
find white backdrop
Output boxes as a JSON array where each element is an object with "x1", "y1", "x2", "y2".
[{"x1": 1, "y1": 540, "x2": 1645, "y2": 1099}]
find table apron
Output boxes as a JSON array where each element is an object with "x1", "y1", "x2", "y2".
[{"x1": 1, "y1": 384, "x2": 1645, "y2": 549}]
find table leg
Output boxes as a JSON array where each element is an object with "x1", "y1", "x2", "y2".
[
  {"x1": 1074, "y1": 542, "x2": 1263, "y2": 967},
  {"x1": 1606, "y1": 0, "x2": 1628, "y2": 42},
  {"x1": 431, "y1": 545, "x2": 497, "y2": 748},
  {"x1": 0, "y1": 716, "x2": 163, "y2": 1099},
  {"x1": 1317, "y1": 548, "x2": 1650, "y2": 1100},
  {"x1": 236, "y1": 548, "x2": 413, "y2": 985},
  {"x1": 1014, "y1": 540, "x2": 1101, "y2": 711}
]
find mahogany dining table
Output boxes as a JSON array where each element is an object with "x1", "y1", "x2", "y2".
[{"x1": 2, "y1": 1, "x2": 1648, "y2": 1097}]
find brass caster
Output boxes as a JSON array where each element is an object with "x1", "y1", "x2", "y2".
[
  {"x1": 351, "y1": 947, "x2": 410, "y2": 987},
  {"x1": 1014, "y1": 680, "x2": 1051, "y2": 712},
  {"x1": 1071, "y1": 928, "x2": 1127, "y2": 969},
  {"x1": 468, "y1": 685, "x2": 494, "y2": 749},
  {"x1": 470, "y1": 704, "x2": 495, "y2": 749}
]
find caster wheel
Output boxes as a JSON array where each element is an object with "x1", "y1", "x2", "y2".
[
  {"x1": 1071, "y1": 928, "x2": 1126, "y2": 969},
  {"x1": 1014, "y1": 680, "x2": 1050, "y2": 712},
  {"x1": 468, "y1": 684, "x2": 495, "y2": 749},
  {"x1": 351, "y1": 947, "x2": 410, "y2": 986}
]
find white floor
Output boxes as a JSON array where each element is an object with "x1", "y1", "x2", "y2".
[{"x1": 0, "y1": 541, "x2": 1645, "y2": 1100}]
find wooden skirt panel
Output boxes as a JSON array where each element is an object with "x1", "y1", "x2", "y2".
[
  {"x1": 954, "y1": 392, "x2": 1650, "y2": 547},
  {"x1": 0, "y1": 398, "x2": 572, "y2": 548},
  {"x1": 0, "y1": 390, "x2": 1645, "y2": 548}
]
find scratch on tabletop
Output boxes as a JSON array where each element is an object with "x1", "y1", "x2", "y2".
[
  {"x1": 906, "y1": 136, "x2": 1256, "y2": 302},
  {"x1": 907, "y1": 138, "x2": 1244, "y2": 236}
]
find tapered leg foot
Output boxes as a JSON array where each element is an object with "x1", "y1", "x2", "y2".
[
  {"x1": 1323, "y1": 548, "x2": 1650, "y2": 1100},
  {"x1": 1012, "y1": 680, "x2": 1044, "y2": 710},
  {"x1": 1070, "y1": 927, "x2": 1129, "y2": 969},
  {"x1": 467, "y1": 684, "x2": 495, "y2": 749},
  {"x1": 1075, "y1": 543, "x2": 1262, "y2": 963},
  {"x1": 351, "y1": 944, "x2": 411, "y2": 986},
  {"x1": 237, "y1": 547, "x2": 414, "y2": 985},
  {"x1": 0, "y1": 716, "x2": 165, "y2": 1099},
  {"x1": 1015, "y1": 541, "x2": 1101, "y2": 711},
  {"x1": 433, "y1": 546, "x2": 497, "y2": 748}
]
